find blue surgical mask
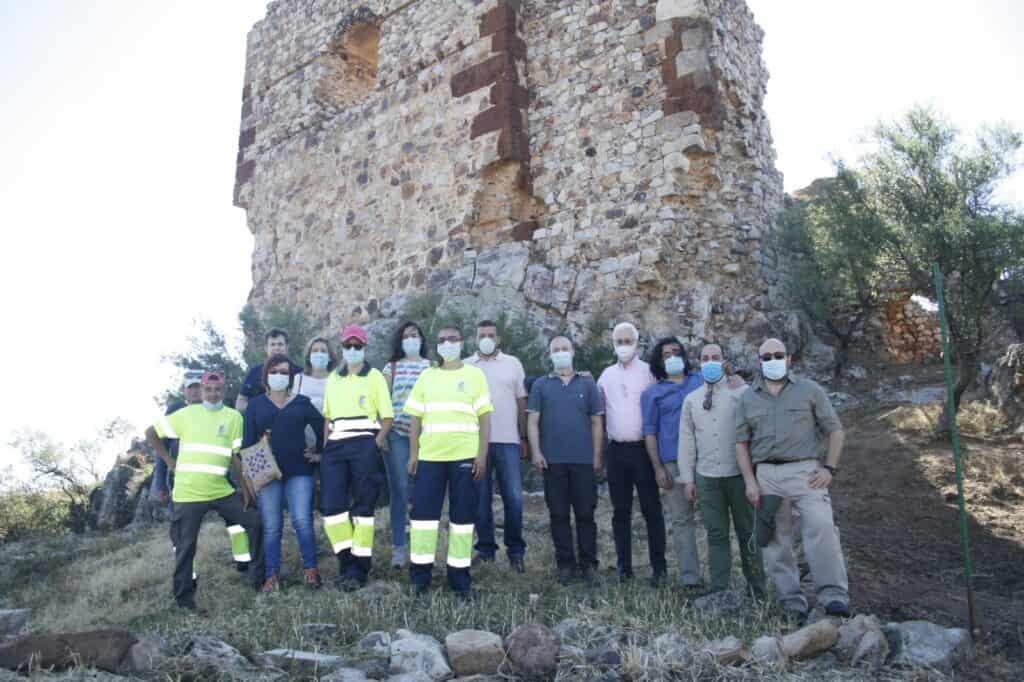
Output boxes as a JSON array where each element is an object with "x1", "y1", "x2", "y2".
[
  {"x1": 310, "y1": 351, "x2": 330, "y2": 370},
  {"x1": 762, "y1": 358, "x2": 788, "y2": 381},
  {"x1": 551, "y1": 351, "x2": 573, "y2": 370},
  {"x1": 665, "y1": 356, "x2": 685, "y2": 376},
  {"x1": 267, "y1": 374, "x2": 290, "y2": 392},
  {"x1": 701, "y1": 361, "x2": 724, "y2": 384},
  {"x1": 402, "y1": 337, "x2": 422, "y2": 358},
  {"x1": 202, "y1": 401, "x2": 223, "y2": 411},
  {"x1": 343, "y1": 348, "x2": 365, "y2": 366}
]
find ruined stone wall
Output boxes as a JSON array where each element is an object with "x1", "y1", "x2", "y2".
[
  {"x1": 879, "y1": 295, "x2": 942, "y2": 364},
  {"x1": 235, "y1": 0, "x2": 784, "y2": 360}
]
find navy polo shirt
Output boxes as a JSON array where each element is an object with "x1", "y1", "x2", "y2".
[
  {"x1": 239, "y1": 359, "x2": 303, "y2": 399},
  {"x1": 641, "y1": 373, "x2": 703, "y2": 464},
  {"x1": 527, "y1": 372, "x2": 604, "y2": 465},
  {"x1": 241, "y1": 393, "x2": 325, "y2": 478}
]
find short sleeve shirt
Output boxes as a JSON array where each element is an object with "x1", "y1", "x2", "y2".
[
  {"x1": 465, "y1": 352, "x2": 528, "y2": 444},
  {"x1": 734, "y1": 375, "x2": 842, "y2": 463},
  {"x1": 383, "y1": 358, "x2": 432, "y2": 437},
  {"x1": 527, "y1": 373, "x2": 604, "y2": 464},
  {"x1": 153, "y1": 404, "x2": 243, "y2": 503},
  {"x1": 597, "y1": 359, "x2": 655, "y2": 442},
  {"x1": 404, "y1": 365, "x2": 493, "y2": 462},
  {"x1": 640, "y1": 374, "x2": 703, "y2": 464}
]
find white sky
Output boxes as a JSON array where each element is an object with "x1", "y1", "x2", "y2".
[{"x1": 1, "y1": 0, "x2": 1022, "y2": 475}]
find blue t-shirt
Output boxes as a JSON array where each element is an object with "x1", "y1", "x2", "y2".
[
  {"x1": 239, "y1": 359, "x2": 303, "y2": 399},
  {"x1": 527, "y1": 373, "x2": 604, "y2": 465},
  {"x1": 242, "y1": 393, "x2": 325, "y2": 478},
  {"x1": 641, "y1": 374, "x2": 703, "y2": 464}
]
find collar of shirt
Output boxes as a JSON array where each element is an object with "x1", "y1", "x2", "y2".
[
  {"x1": 339, "y1": 363, "x2": 372, "y2": 377},
  {"x1": 469, "y1": 351, "x2": 504, "y2": 363},
  {"x1": 753, "y1": 374, "x2": 793, "y2": 393}
]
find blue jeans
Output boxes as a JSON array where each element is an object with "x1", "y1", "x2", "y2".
[
  {"x1": 474, "y1": 443, "x2": 526, "y2": 559},
  {"x1": 256, "y1": 476, "x2": 317, "y2": 580},
  {"x1": 384, "y1": 432, "x2": 411, "y2": 548}
]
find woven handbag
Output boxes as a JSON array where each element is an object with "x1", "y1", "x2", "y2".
[{"x1": 240, "y1": 432, "x2": 282, "y2": 493}]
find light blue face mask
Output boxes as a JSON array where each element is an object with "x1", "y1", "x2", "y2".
[
  {"x1": 551, "y1": 351, "x2": 573, "y2": 370},
  {"x1": 343, "y1": 348, "x2": 365, "y2": 366},
  {"x1": 202, "y1": 401, "x2": 224, "y2": 411},
  {"x1": 701, "y1": 361, "x2": 724, "y2": 384},
  {"x1": 665, "y1": 355, "x2": 686, "y2": 376},
  {"x1": 310, "y1": 351, "x2": 330, "y2": 370},
  {"x1": 267, "y1": 374, "x2": 290, "y2": 392}
]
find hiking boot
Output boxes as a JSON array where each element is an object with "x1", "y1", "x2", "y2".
[
  {"x1": 303, "y1": 568, "x2": 322, "y2": 590},
  {"x1": 259, "y1": 576, "x2": 280, "y2": 594},
  {"x1": 510, "y1": 555, "x2": 525, "y2": 573},
  {"x1": 558, "y1": 566, "x2": 575, "y2": 586},
  {"x1": 824, "y1": 601, "x2": 851, "y2": 618},
  {"x1": 391, "y1": 546, "x2": 407, "y2": 570}
]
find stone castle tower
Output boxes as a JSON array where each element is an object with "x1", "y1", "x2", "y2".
[{"x1": 234, "y1": 0, "x2": 784, "y2": 359}]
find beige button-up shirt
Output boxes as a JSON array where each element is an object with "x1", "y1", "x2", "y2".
[
  {"x1": 734, "y1": 375, "x2": 842, "y2": 464},
  {"x1": 677, "y1": 382, "x2": 748, "y2": 482}
]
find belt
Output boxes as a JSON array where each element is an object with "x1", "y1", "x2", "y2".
[
  {"x1": 609, "y1": 440, "x2": 644, "y2": 446},
  {"x1": 758, "y1": 458, "x2": 814, "y2": 466}
]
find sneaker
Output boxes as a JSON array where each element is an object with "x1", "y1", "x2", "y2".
[
  {"x1": 510, "y1": 555, "x2": 525, "y2": 573},
  {"x1": 558, "y1": 566, "x2": 574, "y2": 586},
  {"x1": 824, "y1": 601, "x2": 851, "y2": 618},
  {"x1": 303, "y1": 568, "x2": 322, "y2": 590},
  {"x1": 259, "y1": 576, "x2": 280, "y2": 594},
  {"x1": 391, "y1": 546, "x2": 407, "y2": 569}
]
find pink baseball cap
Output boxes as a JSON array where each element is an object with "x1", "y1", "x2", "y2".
[
  {"x1": 340, "y1": 324, "x2": 368, "y2": 344},
  {"x1": 200, "y1": 371, "x2": 225, "y2": 386}
]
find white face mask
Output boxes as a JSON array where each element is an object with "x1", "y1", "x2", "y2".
[
  {"x1": 478, "y1": 337, "x2": 497, "y2": 356},
  {"x1": 267, "y1": 374, "x2": 290, "y2": 392},
  {"x1": 402, "y1": 337, "x2": 422, "y2": 358},
  {"x1": 762, "y1": 358, "x2": 788, "y2": 381},
  {"x1": 438, "y1": 341, "x2": 463, "y2": 362},
  {"x1": 343, "y1": 348, "x2": 365, "y2": 366},
  {"x1": 551, "y1": 351, "x2": 573, "y2": 370},
  {"x1": 614, "y1": 343, "x2": 637, "y2": 362},
  {"x1": 310, "y1": 351, "x2": 330, "y2": 370},
  {"x1": 202, "y1": 401, "x2": 223, "y2": 411}
]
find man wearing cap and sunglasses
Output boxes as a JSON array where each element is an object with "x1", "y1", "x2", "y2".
[
  {"x1": 735, "y1": 338, "x2": 849, "y2": 623},
  {"x1": 320, "y1": 324, "x2": 393, "y2": 591},
  {"x1": 145, "y1": 371, "x2": 265, "y2": 612}
]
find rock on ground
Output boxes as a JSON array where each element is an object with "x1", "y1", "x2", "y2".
[
  {"x1": 836, "y1": 614, "x2": 883, "y2": 660},
  {"x1": 700, "y1": 636, "x2": 748, "y2": 665},
  {"x1": 851, "y1": 629, "x2": 889, "y2": 671},
  {"x1": 320, "y1": 668, "x2": 370, "y2": 682},
  {"x1": 187, "y1": 636, "x2": 276, "y2": 680},
  {"x1": 389, "y1": 630, "x2": 451, "y2": 681},
  {"x1": 889, "y1": 621, "x2": 971, "y2": 673},
  {"x1": 0, "y1": 611, "x2": 30, "y2": 638},
  {"x1": 692, "y1": 590, "x2": 744, "y2": 615},
  {"x1": 750, "y1": 636, "x2": 786, "y2": 670},
  {"x1": 259, "y1": 649, "x2": 345, "y2": 675},
  {"x1": 0, "y1": 630, "x2": 137, "y2": 674},
  {"x1": 359, "y1": 631, "x2": 392, "y2": 657},
  {"x1": 781, "y1": 619, "x2": 839, "y2": 660},
  {"x1": 444, "y1": 630, "x2": 504, "y2": 677},
  {"x1": 649, "y1": 632, "x2": 691, "y2": 668},
  {"x1": 504, "y1": 624, "x2": 559, "y2": 679},
  {"x1": 125, "y1": 635, "x2": 169, "y2": 674}
]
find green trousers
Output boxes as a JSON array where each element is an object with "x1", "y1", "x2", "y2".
[{"x1": 696, "y1": 473, "x2": 765, "y2": 596}]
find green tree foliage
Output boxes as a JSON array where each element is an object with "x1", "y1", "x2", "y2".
[
  {"x1": 996, "y1": 268, "x2": 1024, "y2": 341},
  {"x1": 776, "y1": 169, "x2": 889, "y2": 380},
  {"x1": 860, "y1": 108, "x2": 1024, "y2": 427},
  {"x1": 572, "y1": 309, "x2": 617, "y2": 378},
  {"x1": 239, "y1": 303, "x2": 319, "y2": 370}
]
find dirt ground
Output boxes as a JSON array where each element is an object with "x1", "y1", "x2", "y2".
[{"x1": 829, "y1": 365, "x2": 1024, "y2": 671}]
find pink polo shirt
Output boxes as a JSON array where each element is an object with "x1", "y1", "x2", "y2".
[
  {"x1": 466, "y1": 351, "x2": 528, "y2": 444},
  {"x1": 597, "y1": 358, "x2": 655, "y2": 443}
]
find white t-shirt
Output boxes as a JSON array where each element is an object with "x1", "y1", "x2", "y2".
[{"x1": 291, "y1": 373, "x2": 329, "y2": 414}]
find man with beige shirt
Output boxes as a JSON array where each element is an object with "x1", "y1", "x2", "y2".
[
  {"x1": 679, "y1": 343, "x2": 765, "y2": 597},
  {"x1": 735, "y1": 337, "x2": 850, "y2": 622}
]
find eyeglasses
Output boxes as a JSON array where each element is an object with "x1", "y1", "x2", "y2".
[
  {"x1": 342, "y1": 343, "x2": 365, "y2": 350},
  {"x1": 760, "y1": 352, "x2": 786, "y2": 361},
  {"x1": 267, "y1": 369, "x2": 290, "y2": 375}
]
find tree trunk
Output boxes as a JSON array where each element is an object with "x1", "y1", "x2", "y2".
[{"x1": 934, "y1": 349, "x2": 979, "y2": 436}]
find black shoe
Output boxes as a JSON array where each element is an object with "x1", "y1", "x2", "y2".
[
  {"x1": 649, "y1": 572, "x2": 666, "y2": 588},
  {"x1": 617, "y1": 570, "x2": 634, "y2": 583},
  {"x1": 235, "y1": 561, "x2": 250, "y2": 573},
  {"x1": 784, "y1": 608, "x2": 809, "y2": 628},
  {"x1": 510, "y1": 556, "x2": 525, "y2": 573},
  {"x1": 558, "y1": 567, "x2": 574, "y2": 586},
  {"x1": 824, "y1": 601, "x2": 851, "y2": 618},
  {"x1": 475, "y1": 553, "x2": 496, "y2": 563},
  {"x1": 177, "y1": 599, "x2": 197, "y2": 612},
  {"x1": 335, "y1": 577, "x2": 362, "y2": 593},
  {"x1": 413, "y1": 583, "x2": 430, "y2": 597}
]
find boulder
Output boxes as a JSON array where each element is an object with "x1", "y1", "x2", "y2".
[
  {"x1": 851, "y1": 629, "x2": 889, "y2": 671},
  {"x1": 302, "y1": 622, "x2": 340, "y2": 639},
  {"x1": 780, "y1": 619, "x2": 839, "y2": 660},
  {"x1": 835, "y1": 614, "x2": 882, "y2": 661},
  {"x1": 126, "y1": 635, "x2": 170, "y2": 674},
  {"x1": 700, "y1": 636, "x2": 748, "y2": 665},
  {"x1": 692, "y1": 590, "x2": 743, "y2": 615},
  {"x1": 187, "y1": 636, "x2": 275, "y2": 680},
  {"x1": 387, "y1": 673, "x2": 435, "y2": 682},
  {"x1": 444, "y1": 630, "x2": 504, "y2": 677},
  {"x1": 260, "y1": 649, "x2": 345, "y2": 675},
  {"x1": 321, "y1": 669, "x2": 371, "y2": 682},
  {"x1": 889, "y1": 621, "x2": 970, "y2": 673},
  {"x1": 0, "y1": 611, "x2": 30, "y2": 638},
  {"x1": 389, "y1": 630, "x2": 451, "y2": 681},
  {"x1": 0, "y1": 630, "x2": 137, "y2": 674},
  {"x1": 504, "y1": 624, "x2": 559, "y2": 679},
  {"x1": 649, "y1": 632, "x2": 691, "y2": 668},
  {"x1": 655, "y1": 0, "x2": 704, "y2": 22},
  {"x1": 750, "y1": 636, "x2": 786, "y2": 670},
  {"x1": 88, "y1": 451, "x2": 149, "y2": 531},
  {"x1": 988, "y1": 344, "x2": 1024, "y2": 429},
  {"x1": 358, "y1": 630, "x2": 392, "y2": 657}
]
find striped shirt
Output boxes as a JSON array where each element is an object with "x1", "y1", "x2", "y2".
[{"x1": 383, "y1": 358, "x2": 432, "y2": 436}]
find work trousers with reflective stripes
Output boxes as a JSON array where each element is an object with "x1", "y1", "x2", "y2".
[
  {"x1": 168, "y1": 508, "x2": 250, "y2": 584},
  {"x1": 170, "y1": 493, "x2": 263, "y2": 606},
  {"x1": 409, "y1": 458, "x2": 478, "y2": 594},
  {"x1": 320, "y1": 437, "x2": 384, "y2": 584}
]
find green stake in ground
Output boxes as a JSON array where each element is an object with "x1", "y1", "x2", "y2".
[{"x1": 933, "y1": 263, "x2": 979, "y2": 641}]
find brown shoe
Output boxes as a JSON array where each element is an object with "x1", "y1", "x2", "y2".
[
  {"x1": 303, "y1": 568, "x2": 322, "y2": 590},
  {"x1": 260, "y1": 576, "x2": 280, "y2": 593}
]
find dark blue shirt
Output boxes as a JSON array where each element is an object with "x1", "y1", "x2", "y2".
[
  {"x1": 242, "y1": 393, "x2": 325, "y2": 478},
  {"x1": 527, "y1": 373, "x2": 604, "y2": 465},
  {"x1": 239, "y1": 359, "x2": 303, "y2": 399},
  {"x1": 151, "y1": 399, "x2": 186, "y2": 495},
  {"x1": 641, "y1": 374, "x2": 703, "y2": 464}
]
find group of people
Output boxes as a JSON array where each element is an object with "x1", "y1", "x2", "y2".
[{"x1": 145, "y1": 321, "x2": 851, "y2": 624}]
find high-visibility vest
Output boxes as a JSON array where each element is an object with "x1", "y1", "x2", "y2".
[
  {"x1": 322, "y1": 363, "x2": 394, "y2": 444},
  {"x1": 153, "y1": 405, "x2": 242, "y2": 503},
  {"x1": 403, "y1": 365, "x2": 493, "y2": 461}
]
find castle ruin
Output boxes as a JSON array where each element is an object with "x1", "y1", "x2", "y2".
[{"x1": 234, "y1": 0, "x2": 784, "y2": 360}]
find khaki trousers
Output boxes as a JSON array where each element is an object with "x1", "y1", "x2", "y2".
[
  {"x1": 756, "y1": 459, "x2": 848, "y2": 612},
  {"x1": 664, "y1": 461, "x2": 702, "y2": 586}
]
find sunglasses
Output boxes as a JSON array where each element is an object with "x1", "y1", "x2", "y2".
[
  {"x1": 203, "y1": 373, "x2": 224, "y2": 382},
  {"x1": 438, "y1": 336, "x2": 462, "y2": 343},
  {"x1": 342, "y1": 343, "x2": 365, "y2": 350},
  {"x1": 760, "y1": 352, "x2": 786, "y2": 361},
  {"x1": 267, "y1": 369, "x2": 290, "y2": 375}
]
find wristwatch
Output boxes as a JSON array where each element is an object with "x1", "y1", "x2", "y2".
[{"x1": 823, "y1": 464, "x2": 838, "y2": 476}]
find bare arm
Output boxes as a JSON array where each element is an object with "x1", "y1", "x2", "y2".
[
  {"x1": 527, "y1": 411, "x2": 546, "y2": 469},
  {"x1": 376, "y1": 417, "x2": 393, "y2": 449},
  {"x1": 826, "y1": 430, "x2": 844, "y2": 468},
  {"x1": 590, "y1": 415, "x2": 604, "y2": 473},
  {"x1": 145, "y1": 426, "x2": 175, "y2": 471},
  {"x1": 235, "y1": 394, "x2": 249, "y2": 413},
  {"x1": 473, "y1": 413, "x2": 491, "y2": 480},
  {"x1": 517, "y1": 396, "x2": 529, "y2": 457},
  {"x1": 736, "y1": 440, "x2": 759, "y2": 507},
  {"x1": 407, "y1": 416, "x2": 421, "y2": 476}
]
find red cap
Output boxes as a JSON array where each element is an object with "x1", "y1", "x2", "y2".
[
  {"x1": 340, "y1": 324, "x2": 368, "y2": 344},
  {"x1": 200, "y1": 371, "x2": 225, "y2": 386}
]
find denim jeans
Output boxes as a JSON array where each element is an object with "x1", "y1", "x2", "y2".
[
  {"x1": 257, "y1": 475, "x2": 318, "y2": 580},
  {"x1": 474, "y1": 442, "x2": 526, "y2": 559},
  {"x1": 384, "y1": 431, "x2": 411, "y2": 549}
]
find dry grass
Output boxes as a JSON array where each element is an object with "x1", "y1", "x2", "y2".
[{"x1": 882, "y1": 400, "x2": 1013, "y2": 440}]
